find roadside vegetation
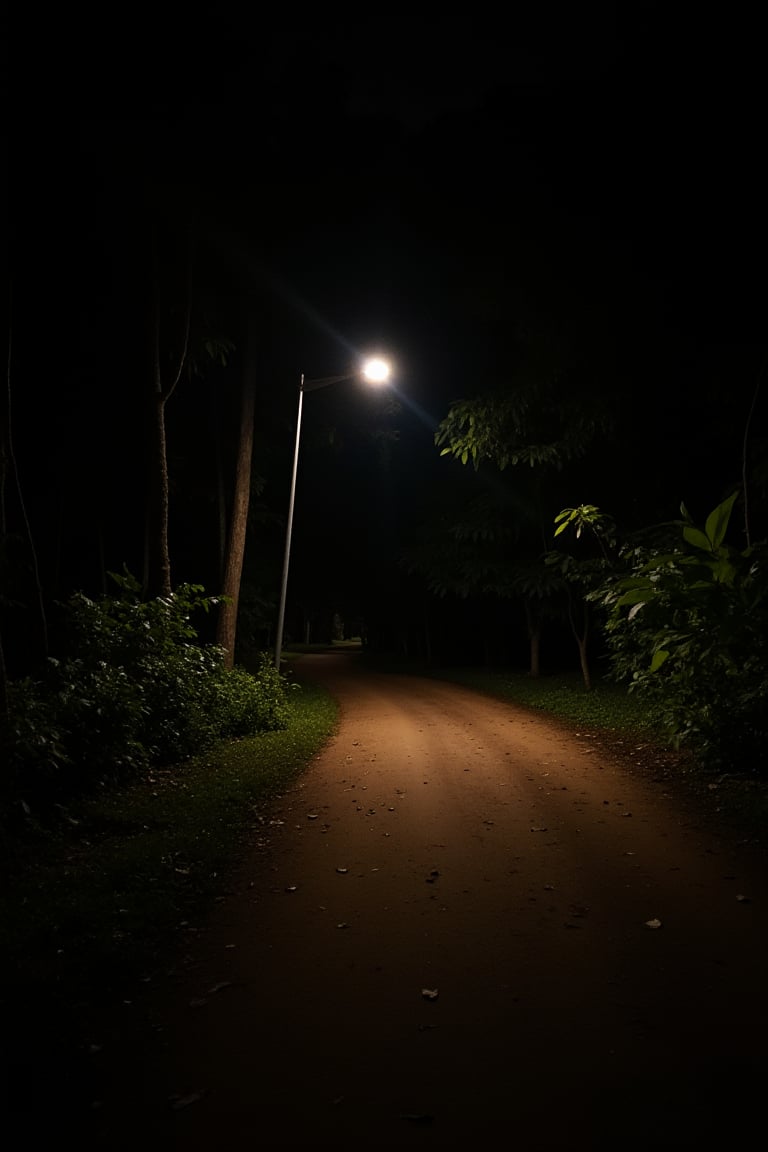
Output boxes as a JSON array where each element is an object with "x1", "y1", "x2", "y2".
[
  {"x1": 3, "y1": 672, "x2": 338, "y2": 993},
  {"x1": 2, "y1": 663, "x2": 338, "y2": 1119},
  {"x1": 2, "y1": 492, "x2": 765, "y2": 1117}
]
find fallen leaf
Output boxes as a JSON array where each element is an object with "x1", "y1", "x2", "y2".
[
  {"x1": 170, "y1": 1091, "x2": 206, "y2": 1110},
  {"x1": 644, "y1": 918, "x2": 663, "y2": 929}
]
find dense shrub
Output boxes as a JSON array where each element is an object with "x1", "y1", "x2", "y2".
[
  {"x1": 598, "y1": 493, "x2": 768, "y2": 772},
  {"x1": 209, "y1": 656, "x2": 291, "y2": 736},
  {"x1": 7, "y1": 572, "x2": 291, "y2": 808}
]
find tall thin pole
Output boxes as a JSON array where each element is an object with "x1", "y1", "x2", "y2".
[
  {"x1": 272, "y1": 360, "x2": 390, "y2": 669},
  {"x1": 274, "y1": 374, "x2": 304, "y2": 669}
]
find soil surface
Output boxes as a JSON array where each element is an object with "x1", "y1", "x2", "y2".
[{"x1": 48, "y1": 653, "x2": 768, "y2": 1148}]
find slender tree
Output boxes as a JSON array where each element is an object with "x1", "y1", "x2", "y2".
[
  {"x1": 142, "y1": 209, "x2": 235, "y2": 602},
  {"x1": 215, "y1": 308, "x2": 257, "y2": 667},
  {"x1": 545, "y1": 506, "x2": 617, "y2": 690},
  {"x1": 1, "y1": 303, "x2": 48, "y2": 674},
  {"x1": 1, "y1": 326, "x2": 10, "y2": 767},
  {"x1": 741, "y1": 354, "x2": 766, "y2": 547},
  {"x1": 143, "y1": 220, "x2": 192, "y2": 599}
]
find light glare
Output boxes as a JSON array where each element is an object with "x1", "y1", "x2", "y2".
[{"x1": 362, "y1": 357, "x2": 391, "y2": 384}]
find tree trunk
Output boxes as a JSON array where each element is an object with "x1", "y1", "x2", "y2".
[
  {"x1": 0, "y1": 395, "x2": 8, "y2": 744},
  {"x1": 212, "y1": 387, "x2": 227, "y2": 575},
  {"x1": 577, "y1": 634, "x2": 592, "y2": 691},
  {"x1": 566, "y1": 590, "x2": 592, "y2": 690},
  {"x1": 215, "y1": 359, "x2": 256, "y2": 668},
  {"x1": 525, "y1": 602, "x2": 541, "y2": 677},
  {"x1": 0, "y1": 464, "x2": 9, "y2": 795},
  {"x1": 145, "y1": 388, "x2": 172, "y2": 598},
  {"x1": 529, "y1": 628, "x2": 541, "y2": 678},
  {"x1": 143, "y1": 229, "x2": 190, "y2": 601},
  {"x1": 0, "y1": 628, "x2": 10, "y2": 782}
]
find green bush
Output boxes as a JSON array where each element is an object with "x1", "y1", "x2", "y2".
[
  {"x1": 210, "y1": 655, "x2": 292, "y2": 736},
  {"x1": 8, "y1": 659, "x2": 152, "y2": 802},
  {"x1": 7, "y1": 572, "x2": 291, "y2": 808},
  {"x1": 598, "y1": 494, "x2": 768, "y2": 771}
]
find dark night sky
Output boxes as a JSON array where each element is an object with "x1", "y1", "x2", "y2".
[{"x1": 6, "y1": 6, "x2": 768, "y2": 655}]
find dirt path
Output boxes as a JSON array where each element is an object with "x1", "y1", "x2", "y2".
[{"x1": 80, "y1": 653, "x2": 766, "y2": 1149}]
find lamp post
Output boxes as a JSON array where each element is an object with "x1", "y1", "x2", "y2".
[{"x1": 274, "y1": 357, "x2": 392, "y2": 669}]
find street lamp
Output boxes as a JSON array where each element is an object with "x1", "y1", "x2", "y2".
[{"x1": 274, "y1": 357, "x2": 392, "y2": 669}]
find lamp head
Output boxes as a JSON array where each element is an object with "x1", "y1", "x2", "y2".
[{"x1": 361, "y1": 357, "x2": 391, "y2": 385}]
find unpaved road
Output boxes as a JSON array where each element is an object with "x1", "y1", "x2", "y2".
[{"x1": 78, "y1": 654, "x2": 765, "y2": 1149}]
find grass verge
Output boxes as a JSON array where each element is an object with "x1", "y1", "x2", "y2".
[{"x1": 2, "y1": 675, "x2": 338, "y2": 1117}]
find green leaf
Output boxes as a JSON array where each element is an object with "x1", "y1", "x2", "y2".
[
  {"x1": 704, "y1": 491, "x2": 738, "y2": 550},
  {"x1": 650, "y1": 649, "x2": 670, "y2": 671},
  {"x1": 711, "y1": 557, "x2": 737, "y2": 585},
  {"x1": 683, "y1": 525, "x2": 713, "y2": 553},
  {"x1": 616, "y1": 589, "x2": 651, "y2": 607}
]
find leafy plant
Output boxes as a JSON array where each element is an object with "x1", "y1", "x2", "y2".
[
  {"x1": 434, "y1": 381, "x2": 608, "y2": 472},
  {"x1": 598, "y1": 492, "x2": 768, "y2": 769},
  {"x1": 546, "y1": 505, "x2": 618, "y2": 690},
  {"x1": 6, "y1": 571, "x2": 292, "y2": 811}
]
